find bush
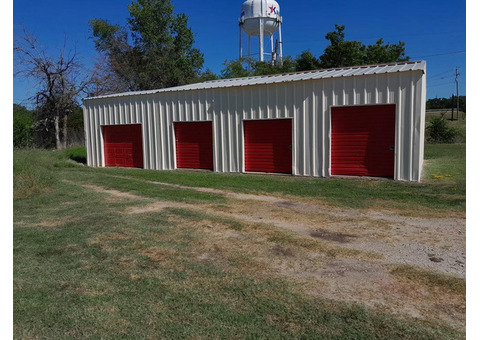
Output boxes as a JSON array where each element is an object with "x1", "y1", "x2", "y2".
[
  {"x1": 426, "y1": 117, "x2": 458, "y2": 143},
  {"x1": 13, "y1": 105, "x2": 34, "y2": 148}
]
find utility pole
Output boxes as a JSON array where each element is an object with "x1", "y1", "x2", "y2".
[
  {"x1": 455, "y1": 67, "x2": 460, "y2": 120},
  {"x1": 451, "y1": 94, "x2": 454, "y2": 121}
]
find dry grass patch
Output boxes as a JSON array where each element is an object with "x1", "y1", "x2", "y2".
[
  {"x1": 160, "y1": 208, "x2": 379, "y2": 292},
  {"x1": 218, "y1": 198, "x2": 395, "y2": 238},
  {"x1": 119, "y1": 194, "x2": 387, "y2": 263},
  {"x1": 162, "y1": 204, "x2": 384, "y2": 263},
  {"x1": 14, "y1": 216, "x2": 80, "y2": 228},
  {"x1": 124, "y1": 201, "x2": 206, "y2": 214},
  {"x1": 81, "y1": 183, "x2": 146, "y2": 201},
  {"x1": 270, "y1": 244, "x2": 295, "y2": 257},
  {"x1": 88, "y1": 231, "x2": 136, "y2": 252},
  {"x1": 34, "y1": 220, "x2": 63, "y2": 227},
  {"x1": 389, "y1": 265, "x2": 465, "y2": 329},
  {"x1": 390, "y1": 265, "x2": 465, "y2": 296},
  {"x1": 139, "y1": 248, "x2": 181, "y2": 268},
  {"x1": 310, "y1": 229, "x2": 357, "y2": 243}
]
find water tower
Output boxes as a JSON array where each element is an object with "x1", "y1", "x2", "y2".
[{"x1": 239, "y1": 0, "x2": 283, "y2": 64}]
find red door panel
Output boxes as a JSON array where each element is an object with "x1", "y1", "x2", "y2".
[
  {"x1": 244, "y1": 119, "x2": 292, "y2": 174},
  {"x1": 331, "y1": 105, "x2": 395, "y2": 177},
  {"x1": 175, "y1": 122, "x2": 213, "y2": 170},
  {"x1": 103, "y1": 124, "x2": 143, "y2": 168}
]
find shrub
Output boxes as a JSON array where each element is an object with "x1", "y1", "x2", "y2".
[
  {"x1": 426, "y1": 117, "x2": 458, "y2": 144},
  {"x1": 13, "y1": 105, "x2": 34, "y2": 148}
]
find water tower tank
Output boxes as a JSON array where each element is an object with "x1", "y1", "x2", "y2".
[{"x1": 240, "y1": 0, "x2": 280, "y2": 36}]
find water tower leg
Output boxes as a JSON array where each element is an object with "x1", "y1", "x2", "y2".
[
  {"x1": 278, "y1": 23, "x2": 283, "y2": 63},
  {"x1": 270, "y1": 35, "x2": 274, "y2": 63},
  {"x1": 259, "y1": 19, "x2": 264, "y2": 62},
  {"x1": 239, "y1": 26, "x2": 243, "y2": 59}
]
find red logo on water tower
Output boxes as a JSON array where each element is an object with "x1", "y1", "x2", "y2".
[{"x1": 269, "y1": 6, "x2": 278, "y2": 14}]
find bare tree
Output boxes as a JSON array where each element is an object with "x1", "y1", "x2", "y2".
[
  {"x1": 14, "y1": 29, "x2": 96, "y2": 149},
  {"x1": 89, "y1": 54, "x2": 131, "y2": 96}
]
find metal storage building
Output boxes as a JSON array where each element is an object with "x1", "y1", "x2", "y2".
[{"x1": 83, "y1": 60, "x2": 426, "y2": 181}]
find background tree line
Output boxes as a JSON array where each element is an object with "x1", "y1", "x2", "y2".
[
  {"x1": 14, "y1": 0, "x2": 415, "y2": 150},
  {"x1": 13, "y1": 104, "x2": 84, "y2": 148},
  {"x1": 427, "y1": 96, "x2": 466, "y2": 113}
]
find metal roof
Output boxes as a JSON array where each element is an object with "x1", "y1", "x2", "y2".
[{"x1": 84, "y1": 60, "x2": 426, "y2": 101}]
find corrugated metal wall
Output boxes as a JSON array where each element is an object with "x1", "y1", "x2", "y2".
[{"x1": 83, "y1": 70, "x2": 426, "y2": 181}]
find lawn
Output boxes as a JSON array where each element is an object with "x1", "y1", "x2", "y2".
[{"x1": 13, "y1": 145, "x2": 466, "y2": 339}]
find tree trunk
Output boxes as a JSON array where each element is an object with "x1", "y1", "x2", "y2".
[
  {"x1": 54, "y1": 114, "x2": 62, "y2": 150},
  {"x1": 62, "y1": 114, "x2": 68, "y2": 149}
]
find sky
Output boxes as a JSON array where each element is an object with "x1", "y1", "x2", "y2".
[{"x1": 13, "y1": 0, "x2": 466, "y2": 107}]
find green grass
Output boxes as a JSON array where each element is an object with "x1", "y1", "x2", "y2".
[
  {"x1": 68, "y1": 170, "x2": 226, "y2": 204},
  {"x1": 423, "y1": 144, "x2": 466, "y2": 213},
  {"x1": 86, "y1": 144, "x2": 465, "y2": 213},
  {"x1": 13, "y1": 147, "x2": 466, "y2": 339},
  {"x1": 13, "y1": 148, "x2": 57, "y2": 199}
]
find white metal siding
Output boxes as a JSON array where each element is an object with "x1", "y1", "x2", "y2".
[{"x1": 83, "y1": 64, "x2": 426, "y2": 181}]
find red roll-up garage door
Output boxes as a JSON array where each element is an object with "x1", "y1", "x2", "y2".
[
  {"x1": 331, "y1": 105, "x2": 395, "y2": 177},
  {"x1": 175, "y1": 122, "x2": 213, "y2": 170},
  {"x1": 103, "y1": 124, "x2": 143, "y2": 168},
  {"x1": 244, "y1": 119, "x2": 292, "y2": 174}
]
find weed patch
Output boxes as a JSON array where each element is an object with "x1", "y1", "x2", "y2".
[{"x1": 13, "y1": 149, "x2": 55, "y2": 199}]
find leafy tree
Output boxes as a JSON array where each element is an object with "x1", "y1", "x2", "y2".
[
  {"x1": 365, "y1": 38, "x2": 408, "y2": 64},
  {"x1": 90, "y1": 0, "x2": 204, "y2": 93},
  {"x1": 14, "y1": 30, "x2": 95, "y2": 149},
  {"x1": 295, "y1": 51, "x2": 321, "y2": 72},
  {"x1": 221, "y1": 58, "x2": 252, "y2": 79},
  {"x1": 13, "y1": 104, "x2": 34, "y2": 148},
  {"x1": 318, "y1": 25, "x2": 409, "y2": 69},
  {"x1": 221, "y1": 57, "x2": 296, "y2": 79},
  {"x1": 251, "y1": 57, "x2": 296, "y2": 76},
  {"x1": 319, "y1": 25, "x2": 366, "y2": 68},
  {"x1": 197, "y1": 69, "x2": 219, "y2": 82}
]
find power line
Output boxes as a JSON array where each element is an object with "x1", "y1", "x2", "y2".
[
  {"x1": 287, "y1": 30, "x2": 464, "y2": 46},
  {"x1": 428, "y1": 82, "x2": 453, "y2": 88},
  {"x1": 429, "y1": 74, "x2": 454, "y2": 80},
  {"x1": 358, "y1": 30, "x2": 465, "y2": 41},
  {"x1": 428, "y1": 69, "x2": 454, "y2": 79},
  {"x1": 411, "y1": 50, "x2": 465, "y2": 59},
  {"x1": 428, "y1": 76, "x2": 455, "y2": 84}
]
